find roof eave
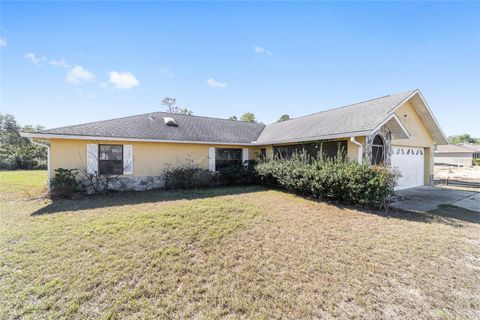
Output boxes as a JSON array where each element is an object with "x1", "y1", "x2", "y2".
[
  {"x1": 373, "y1": 113, "x2": 411, "y2": 140},
  {"x1": 20, "y1": 132, "x2": 256, "y2": 146},
  {"x1": 389, "y1": 89, "x2": 448, "y2": 145},
  {"x1": 255, "y1": 130, "x2": 373, "y2": 146}
]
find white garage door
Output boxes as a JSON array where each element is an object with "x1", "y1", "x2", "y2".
[{"x1": 391, "y1": 146, "x2": 425, "y2": 190}]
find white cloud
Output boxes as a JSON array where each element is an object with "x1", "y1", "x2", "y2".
[
  {"x1": 66, "y1": 65, "x2": 95, "y2": 84},
  {"x1": 49, "y1": 58, "x2": 69, "y2": 68},
  {"x1": 254, "y1": 46, "x2": 272, "y2": 57},
  {"x1": 25, "y1": 53, "x2": 69, "y2": 68},
  {"x1": 0, "y1": 38, "x2": 6, "y2": 47},
  {"x1": 207, "y1": 78, "x2": 227, "y2": 88},
  {"x1": 108, "y1": 71, "x2": 140, "y2": 90},
  {"x1": 24, "y1": 53, "x2": 43, "y2": 65}
]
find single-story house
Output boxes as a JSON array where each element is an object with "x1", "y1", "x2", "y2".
[
  {"x1": 460, "y1": 144, "x2": 480, "y2": 159},
  {"x1": 435, "y1": 144, "x2": 475, "y2": 166},
  {"x1": 23, "y1": 89, "x2": 447, "y2": 191}
]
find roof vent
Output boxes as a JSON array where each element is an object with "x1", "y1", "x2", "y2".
[
  {"x1": 163, "y1": 117, "x2": 178, "y2": 127},
  {"x1": 149, "y1": 114, "x2": 156, "y2": 121}
]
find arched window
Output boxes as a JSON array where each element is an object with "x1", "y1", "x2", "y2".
[{"x1": 371, "y1": 135, "x2": 384, "y2": 165}]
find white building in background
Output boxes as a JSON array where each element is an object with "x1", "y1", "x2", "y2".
[
  {"x1": 459, "y1": 144, "x2": 480, "y2": 159},
  {"x1": 435, "y1": 144, "x2": 474, "y2": 166}
]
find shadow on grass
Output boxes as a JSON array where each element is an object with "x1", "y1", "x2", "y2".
[
  {"x1": 366, "y1": 204, "x2": 480, "y2": 226},
  {"x1": 298, "y1": 194, "x2": 480, "y2": 227},
  {"x1": 32, "y1": 185, "x2": 267, "y2": 216}
]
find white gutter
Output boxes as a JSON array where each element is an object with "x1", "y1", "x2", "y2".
[
  {"x1": 256, "y1": 130, "x2": 373, "y2": 146},
  {"x1": 30, "y1": 138, "x2": 51, "y2": 191},
  {"x1": 21, "y1": 132, "x2": 255, "y2": 146},
  {"x1": 350, "y1": 137, "x2": 362, "y2": 164}
]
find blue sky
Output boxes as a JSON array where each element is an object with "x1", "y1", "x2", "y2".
[{"x1": 1, "y1": 1, "x2": 479, "y2": 136}]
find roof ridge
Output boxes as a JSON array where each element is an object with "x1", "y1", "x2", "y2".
[
  {"x1": 42, "y1": 110, "x2": 264, "y2": 133},
  {"x1": 151, "y1": 111, "x2": 265, "y2": 125},
  {"x1": 267, "y1": 89, "x2": 417, "y2": 126}
]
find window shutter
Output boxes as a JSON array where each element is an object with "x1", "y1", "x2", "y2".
[
  {"x1": 242, "y1": 148, "x2": 249, "y2": 166},
  {"x1": 208, "y1": 147, "x2": 216, "y2": 172},
  {"x1": 123, "y1": 145, "x2": 133, "y2": 175},
  {"x1": 87, "y1": 144, "x2": 98, "y2": 175}
]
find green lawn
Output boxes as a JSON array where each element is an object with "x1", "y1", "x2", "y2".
[
  {"x1": 1, "y1": 171, "x2": 479, "y2": 319},
  {"x1": 0, "y1": 170, "x2": 48, "y2": 199}
]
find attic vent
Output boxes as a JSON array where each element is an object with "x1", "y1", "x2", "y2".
[
  {"x1": 164, "y1": 117, "x2": 178, "y2": 127},
  {"x1": 149, "y1": 115, "x2": 156, "y2": 121}
]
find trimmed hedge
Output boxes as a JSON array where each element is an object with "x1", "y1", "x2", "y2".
[{"x1": 255, "y1": 152, "x2": 398, "y2": 208}]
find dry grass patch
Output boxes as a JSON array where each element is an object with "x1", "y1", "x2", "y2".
[{"x1": 1, "y1": 171, "x2": 479, "y2": 319}]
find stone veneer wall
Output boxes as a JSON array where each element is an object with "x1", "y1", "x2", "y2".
[
  {"x1": 365, "y1": 125, "x2": 392, "y2": 166},
  {"x1": 82, "y1": 176, "x2": 165, "y2": 193}
]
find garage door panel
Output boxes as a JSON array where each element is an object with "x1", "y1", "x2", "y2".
[{"x1": 391, "y1": 146, "x2": 424, "y2": 190}]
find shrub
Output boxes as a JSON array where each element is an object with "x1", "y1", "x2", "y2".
[
  {"x1": 217, "y1": 161, "x2": 258, "y2": 186},
  {"x1": 256, "y1": 152, "x2": 398, "y2": 208},
  {"x1": 473, "y1": 158, "x2": 480, "y2": 166},
  {"x1": 163, "y1": 161, "x2": 258, "y2": 190},
  {"x1": 50, "y1": 168, "x2": 79, "y2": 199},
  {"x1": 164, "y1": 166, "x2": 216, "y2": 189}
]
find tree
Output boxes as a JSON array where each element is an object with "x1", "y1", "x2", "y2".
[
  {"x1": 177, "y1": 108, "x2": 193, "y2": 116},
  {"x1": 161, "y1": 97, "x2": 193, "y2": 115},
  {"x1": 277, "y1": 114, "x2": 290, "y2": 122},
  {"x1": 161, "y1": 97, "x2": 178, "y2": 113},
  {"x1": 448, "y1": 133, "x2": 480, "y2": 145},
  {"x1": 0, "y1": 113, "x2": 47, "y2": 170},
  {"x1": 228, "y1": 115, "x2": 237, "y2": 121},
  {"x1": 240, "y1": 112, "x2": 256, "y2": 123}
]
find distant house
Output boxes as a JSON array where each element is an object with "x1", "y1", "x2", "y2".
[
  {"x1": 435, "y1": 144, "x2": 474, "y2": 166},
  {"x1": 23, "y1": 89, "x2": 447, "y2": 191},
  {"x1": 460, "y1": 144, "x2": 480, "y2": 159}
]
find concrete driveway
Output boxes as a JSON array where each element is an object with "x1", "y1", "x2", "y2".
[{"x1": 391, "y1": 186, "x2": 480, "y2": 213}]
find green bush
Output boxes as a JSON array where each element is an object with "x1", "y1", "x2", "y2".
[
  {"x1": 164, "y1": 161, "x2": 258, "y2": 190},
  {"x1": 164, "y1": 165, "x2": 216, "y2": 190},
  {"x1": 255, "y1": 152, "x2": 398, "y2": 208},
  {"x1": 217, "y1": 161, "x2": 258, "y2": 185},
  {"x1": 473, "y1": 158, "x2": 480, "y2": 166},
  {"x1": 50, "y1": 168, "x2": 79, "y2": 199}
]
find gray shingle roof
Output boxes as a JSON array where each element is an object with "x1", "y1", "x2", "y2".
[
  {"x1": 34, "y1": 89, "x2": 442, "y2": 145},
  {"x1": 435, "y1": 144, "x2": 474, "y2": 153},
  {"x1": 256, "y1": 90, "x2": 416, "y2": 144},
  {"x1": 41, "y1": 112, "x2": 266, "y2": 144}
]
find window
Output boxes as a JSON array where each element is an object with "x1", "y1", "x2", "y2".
[
  {"x1": 215, "y1": 148, "x2": 242, "y2": 170},
  {"x1": 371, "y1": 135, "x2": 384, "y2": 165},
  {"x1": 99, "y1": 144, "x2": 123, "y2": 175},
  {"x1": 273, "y1": 140, "x2": 347, "y2": 160}
]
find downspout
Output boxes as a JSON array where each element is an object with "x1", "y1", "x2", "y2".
[
  {"x1": 30, "y1": 138, "x2": 51, "y2": 191},
  {"x1": 350, "y1": 137, "x2": 362, "y2": 164}
]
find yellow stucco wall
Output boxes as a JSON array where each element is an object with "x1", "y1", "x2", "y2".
[
  {"x1": 49, "y1": 138, "x2": 257, "y2": 178},
  {"x1": 393, "y1": 101, "x2": 435, "y2": 184},
  {"x1": 346, "y1": 136, "x2": 365, "y2": 162},
  {"x1": 393, "y1": 101, "x2": 434, "y2": 147}
]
